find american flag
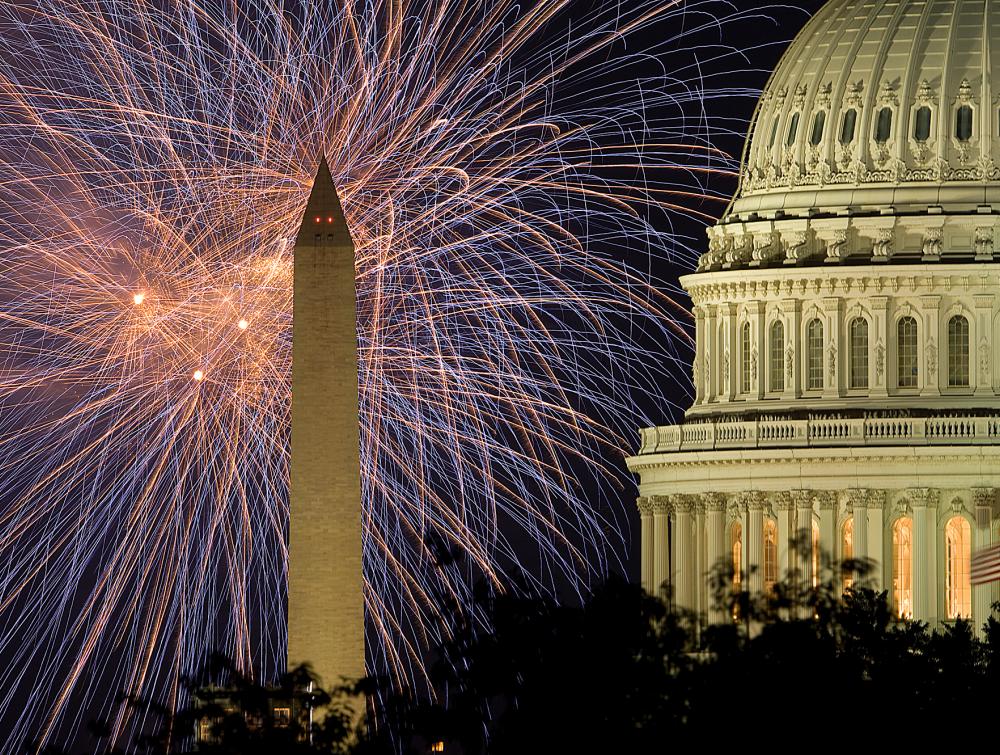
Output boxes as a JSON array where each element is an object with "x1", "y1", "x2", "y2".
[{"x1": 971, "y1": 544, "x2": 1000, "y2": 585}]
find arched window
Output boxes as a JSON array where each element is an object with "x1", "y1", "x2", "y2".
[
  {"x1": 956, "y1": 105, "x2": 974, "y2": 142},
  {"x1": 948, "y1": 315, "x2": 970, "y2": 387},
  {"x1": 811, "y1": 520, "x2": 820, "y2": 588},
  {"x1": 741, "y1": 322, "x2": 752, "y2": 394},
  {"x1": 763, "y1": 519, "x2": 778, "y2": 593},
  {"x1": 840, "y1": 108, "x2": 858, "y2": 144},
  {"x1": 842, "y1": 518, "x2": 854, "y2": 592},
  {"x1": 810, "y1": 111, "x2": 826, "y2": 146},
  {"x1": 786, "y1": 112, "x2": 800, "y2": 147},
  {"x1": 892, "y1": 517, "x2": 913, "y2": 619},
  {"x1": 849, "y1": 318, "x2": 869, "y2": 389},
  {"x1": 945, "y1": 516, "x2": 971, "y2": 619},
  {"x1": 913, "y1": 106, "x2": 932, "y2": 141},
  {"x1": 897, "y1": 316, "x2": 918, "y2": 388},
  {"x1": 874, "y1": 107, "x2": 893, "y2": 143},
  {"x1": 769, "y1": 116, "x2": 780, "y2": 149},
  {"x1": 731, "y1": 522, "x2": 743, "y2": 591},
  {"x1": 769, "y1": 320, "x2": 785, "y2": 392},
  {"x1": 806, "y1": 318, "x2": 824, "y2": 390}
]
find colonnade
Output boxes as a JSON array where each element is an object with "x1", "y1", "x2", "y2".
[{"x1": 636, "y1": 487, "x2": 998, "y2": 629}]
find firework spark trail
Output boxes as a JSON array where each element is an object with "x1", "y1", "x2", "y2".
[{"x1": 0, "y1": 0, "x2": 776, "y2": 748}]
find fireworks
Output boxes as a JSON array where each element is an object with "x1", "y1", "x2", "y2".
[{"x1": 0, "y1": 0, "x2": 770, "y2": 749}]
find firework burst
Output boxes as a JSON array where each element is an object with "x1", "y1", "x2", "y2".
[{"x1": 0, "y1": 0, "x2": 774, "y2": 748}]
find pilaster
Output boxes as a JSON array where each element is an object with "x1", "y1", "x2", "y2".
[
  {"x1": 972, "y1": 488, "x2": 995, "y2": 633},
  {"x1": 822, "y1": 297, "x2": 842, "y2": 398},
  {"x1": 870, "y1": 296, "x2": 889, "y2": 398},
  {"x1": 919, "y1": 295, "x2": 941, "y2": 397}
]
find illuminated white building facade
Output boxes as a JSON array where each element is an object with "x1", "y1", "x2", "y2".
[{"x1": 628, "y1": 0, "x2": 1000, "y2": 627}]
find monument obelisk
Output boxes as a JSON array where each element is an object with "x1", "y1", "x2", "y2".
[{"x1": 287, "y1": 155, "x2": 364, "y2": 687}]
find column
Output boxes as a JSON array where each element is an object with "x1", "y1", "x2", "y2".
[
  {"x1": 652, "y1": 496, "x2": 671, "y2": 599},
  {"x1": 749, "y1": 302, "x2": 765, "y2": 400},
  {"x1": 718, "y1": 303, "x2": 736, "y2": 403},
  {"x1": 865, "y1": 490, "x2": 886, "y2": 591},
  {"x1": 793, "y1": 489, "x2": 815, "y2": 589},
  {"x1": 850, "y1": 490, "x2": 869, "y2": 583},
  {"x1": 919, "y1": 295, "x2": 941, "y2": 397},
  {"x1": 704, "y1": 306, "x2": 718, "y2": 403},
  {"x1": 974, "y1": 295, "x2": 994, "y2": 396},
  {"x1": 674, "y1": 497, "x2": 695, "y2": 612},
  {"x1": 774, "y1": 492, "x2": 795, "y2": 580},
  {"x1": 818, "y1": 492, "x2": 837, "y2": 577},
  {"x1": 746, "y1": 492, "x2": 765, "y2": 595},
  {"x1": 782, "y1": 299, "x2": 801, "y2": 400},
  {"x1": 693, "y1": 307, "x2": 706, "y2": 405},
  {"x1": 822, "y1": 297, "x2": 842, "y2": 399},
  {"x1": 972, "y1": 488, "x2": 995, "y2": 633},
  {"x1": 705, "y1": 493, "x2": 729, "y2": 624},
  {"x1": 871, "y1": 296, "x2": 889, "y2": 399},
  {"x1": 910, "y1": 488, "x2": 939, "y2": 625},
  {"x1": 638, "y1": 497, "x2": 655, "y2": 593},
  {"x1": 694, "y1": 499, "x2": 707, "y2": 616}
]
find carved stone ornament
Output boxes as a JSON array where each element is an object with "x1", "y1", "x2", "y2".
[
  {"x1": 785, "y1": 345, "x2": 795, "y2": 383},
  {"x1": 979, "y1": 339, "x2": 990, "y2": 381},
  {"x1": 975, "y1": 227, "x2": 994, "y2": 259},
  {"x1": 750, "y1": 348, "x2": 758, "y2": 382},
  {"x1": 916, "y1": 79, "x2": 934, "y2": 105},
  {"x1": 921, "y1": 228, "x2": 942, "y2": 259},
  {"x1": 875, "y1": 341, "x2": 886, "y2": 384},
  {"x1": 704, "y1": 492, "x2": 728, "y2": 512},
  {"x1": 782, "y1": 231, "x2": 809, "y2": 263},
  {"x1": 823, "y1": 229, "x2": 849, "y2": 260},
  {"x1": 878, "y1": 81, "x2": 899, "y2": 108},
  {"x1": 844, "y1": 81, "x2": 864, "y2": 108},
  {"x1": 723, "y1": 349, "x2": 731, "y2": 386},
  {"x1": 872, "y1": 228, "x2": 893, "y2": 259},
  {"x1": 925, "y1": 340, "x2": 937, "y2": 378},
  {"x1": 827, "y1": 341, "x2": 838, "y2": 383},
  {"x1": 816, "y1": 82, "x2": 833, "y2": 109},
  {"x1": 636, "y1": 497, "x2": 653, "y2": 515},
  {"x1": 793, "y1": 83, "x2": 808, "y2": 110}
]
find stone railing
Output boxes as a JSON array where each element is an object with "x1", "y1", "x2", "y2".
[{"x1": 637, "y1": 415, "x2": 1000, "y2": 455}]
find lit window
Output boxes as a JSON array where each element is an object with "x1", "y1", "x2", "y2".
[
  {"x1": 840, "y1": 108, "x2": 858, "y2": 144},
  {"x1": 849, "y1": 318, "x2": 869, "y2": 389},
  {"x1": 764, "y1": 519, "x2": 778, "y2": 593},
  {"x1": 897, "y1": 316, "x2": 918, "y2": 388},
  {"x1": 273, "y1": 707, "x2": 291, "y2": 728},
  {"x1": 786, "y1": 112, "x2": 800, "y2": 147},
  {"x1": 948, "y1": 315, "x2": 969, "y2": 387},
  {"x1": 874, "y1": 107, "x2": 893, "y2": 143},
  {"x1": 913, "y1": 106, "x2": 932, "y2": 141},
  {"x1": 892, "y1": 518, "x2": 913, "y2": 619},
  {"x1": 431, "y1": 743, "x2": 446, "y2": 753},
  {"x1": 741, "y1": 323, "x2": 751, "y2": 394},
  {"x1": 769, "y1": 320, "x2": 785, "y2": 392},
  {"x1": 956, "y1": 105, "x2": 974, "y2": 142},
  {"x1": 810, "y1": 111, "x2": 826, "y2": 146},
  {"x1": 842, "y1": 518, "x2": 854, "y2": 592},
  {"x1": 945, "y1": 516, "x2": 971, "y2": 619},
  {"x1": 806, "y1": 319, "x2": 824, "y2": 390}
]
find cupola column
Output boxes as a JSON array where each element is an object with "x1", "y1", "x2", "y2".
[
  {"x1": 638, "y1": 498, "x2": 655, "y2": 593},
  {"x1": 865, "y1": 490, "x2": 886, "y2": 591},
  {"x1": 745, "y1": 493, "x2": 765, "y2": 595},
  {"x1": 673, "y1": 497, "x2": 695, "y2": 611},
  {"x1": 972, "y1": 489, "x2": 995, "y2": 634},
  {"x1": 652, "y1": 496, "x2": 671, "y2": 598},
  {"x1": 704, "y1": 494, "x2": 729, "y2": 624},
  {"x1": 849, "y1": 490, "x2": 869, "y2": 582},
  {"x1": 910, "y1": 489, "x2": 939, "y2": 625}
]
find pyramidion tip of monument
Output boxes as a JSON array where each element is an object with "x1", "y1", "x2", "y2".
[{"x1": 298, "y1": 152, "x2": 354, "y2": 248}]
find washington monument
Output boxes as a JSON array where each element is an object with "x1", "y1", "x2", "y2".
[{"x1": 287, "y1": 155, "x2": 365, "y2": 687}]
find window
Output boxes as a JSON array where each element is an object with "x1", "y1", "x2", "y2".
[
  {"x1": 806, "y1": 318, "x2": 824, "y2": 390},
  {"x1": 842, "y1": 518, "x2": 854, "y2": 592},
  {"x1": 273, "y1": 707, "x2": 291, "y2": 728},
  {"x1": 874, "y1": 107, "x2": 893, "y2": 143},
  {"x1": 914, "y1": 106, "x2": 932, "y2": 141},
  {"x1": 769, "y1": 320, "x2": 785, "y2": 392},
  {"x1": 731, "y1": 522, "x2": 743, "y2": 591},
  {"x1": 764, "y1": 519, "x2": 778, "y2": 593},
  {"x1": 769, "y1": 116, "x2": 780, "y2": 149},
  {"x1": 810, "y1": 111, "x2": 826, "y2": 146},
  {"x1": 741, "y1": 322, "x2": 751, "y2": 393},
  {"x1": 850, "y1": 318, "x2": 869, "y2": 389},
  {"x1": 956, "y1": 105, "x2": 974, "y2": 142},
  {"x1": 897, "y1": 316, "x2": 918, "y2": 388},
  {"x1": 948, "y1": 315, "x2": 969, "y2": 387},
  {"x1": 945, "y1": 516, "x2": 971, "y2": 619},
  {"x1": 840, "y1": 108, "x2": 858, "y2": 144},
  {"x1": 892, "y1": 518, "x2": 913, "y2": 619},
  {"x1": 786, "y1": 112, "x2": 800, "y2": 147}
]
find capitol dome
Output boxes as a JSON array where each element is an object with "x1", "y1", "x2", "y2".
[{"x1": 629, "y1": 0, "x2": 1000, "y2": 632}]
